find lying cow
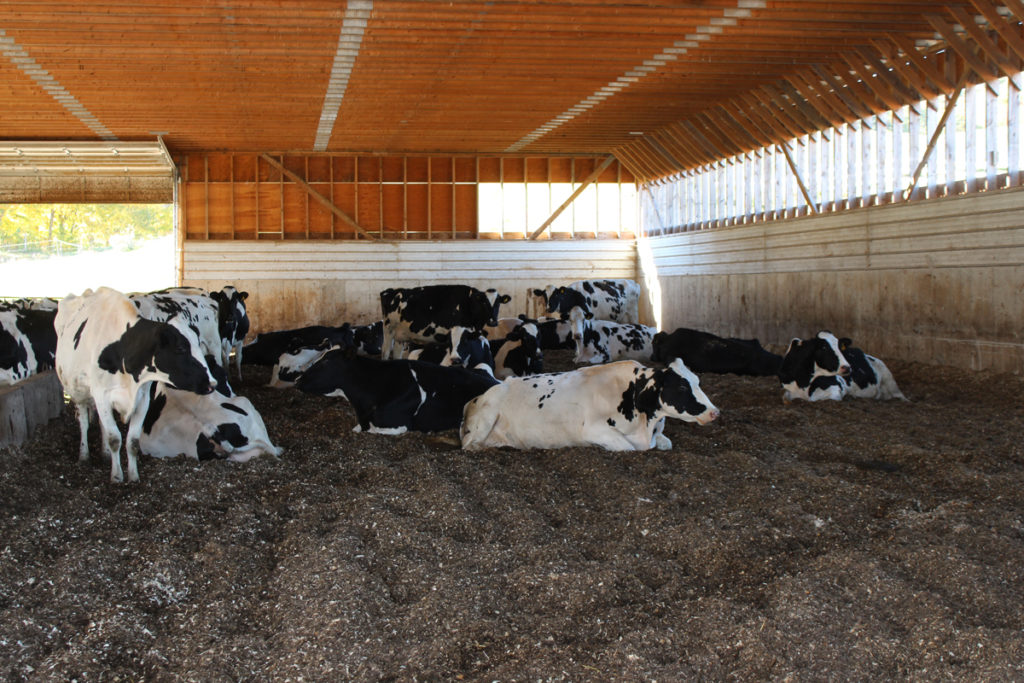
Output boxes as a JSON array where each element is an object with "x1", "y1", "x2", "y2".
[
  {"x1": 534, "y1": 315, "x2": 577, "y2": 351},
  {"x1": 461, "y1": 359, "x2": 719, "y2": 451},
  {"x1": 569, "y1": 309, "x2": 656, "y2": 364},
  {"x1": 352, "y1": 320, "x2": 384, "y2": 356},
  {"x1": 268, "y1": 339, "x2": 338, "y2": 388},
  {"x1": 55, "y1": 287, "x2": 218, "y2": 483},
  {"x1": 296, "y1": 347, "x2": 499, "y2": 434},
  {"x1": 651, "y1": 327, "x2": 782, "y2": 376},
  {"x1": 136, "y1": 381, "x2": 281, "y2": 463},
  {"x1": 490, "y1": 322, "x2": 543, "y2": 378},
  {"x1": 380, "y1": 284, "x2": 510, "y2": 359},
  {"x1": 243, "y1": 324, "x2": 355, "y2": 366},
  {"x1": 407, "y1": 326, "x2": 494, "y2": 369},
  {"x1": 210, "y1": 286, "x2": 249, "y2": 380},
  {"x1": 778, "y1": 331, "x2": 851, "y2": 403},
  {"x1": 838, "y1": 338, "x2": 906, "y2": 400},
  {"x1": 532, "y1": 279, "x2": 641, "y2": 323},
  {"x1": 1, "y1": 306, "x2": 57, "y2": 386}
]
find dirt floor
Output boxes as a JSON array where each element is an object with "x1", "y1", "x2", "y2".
[{"x1": 1, "y1": 350, "x2": 1023, "y2": 681}]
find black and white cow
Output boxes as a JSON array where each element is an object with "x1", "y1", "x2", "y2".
[
  {"x1": 531, "y1": 279, "x2": 641, "y2": 324},
  {"x1": 778, "y1": 331, "x2": 852, "y2": 403},
  {"x1": 379, "y1": 285, "x2": 510, "y2": 359},
  {"x1": 838, "y1": 338, "x2": 907, "y2": 400},
  {"x1": 296, "y1": 347, "x2": 499, "y2": 434},
  {"x1": 268, "y1": 338, "x2": 339, "y2": 388},
  {"x1": 0, "y1": 306, "x2": 57, "y2": 386},
  {"x1": 130, "y1": 288, "x2": 225, "y2": 372},
  {"x1": 407, "y1": 326, "x2": 494, "y2": 369},
  {"x1": 352, "y1": 320, "x2": 384, "y2": 356},
  {"x1": 55, "y1": 287, "x2": 218, "y2": 483},
  {"x1": 569, "y1": 309, "x2": 656, "y2": 365},
  {"x1": 490, "y1": 322, "x2": 543, "y2": 379},
  {"x1": 136, "y1": 381, "x2": 281, "y2": 463},
  {"x1": 651, "y1": 327, "x2": 782, "y2": 376},
  {"x1": 534, "y1": 315, "x2": 577, "y2": 351},
  {"x1": 242, "y1": 324, "x2": 356, "y2": 366},
  {"x1": 209, "y1": 286, "x2": 250, "y2": 380},
  {"x1": 461, "y1": 358, "x2": 719, "y2": 451}
]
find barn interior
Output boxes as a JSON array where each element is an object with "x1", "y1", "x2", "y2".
[
  {"x1": 3, "y1": 4, "x2": 1024, "y2": 681},
  {"x1": 3, "y1": 0, "x2": 1022, "y2": 372}
]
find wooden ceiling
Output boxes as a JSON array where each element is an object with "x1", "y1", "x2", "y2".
[{"x1": 2, "y1": 1, "x2": 1022, "y2": 181}]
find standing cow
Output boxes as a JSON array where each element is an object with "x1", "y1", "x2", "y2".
[
  {"x1": 379, "y1": 285, "x2": 510, "y2": 359},
  {"x1": 56, "y1": 287, "x2": 218, "y2": 483},
  {"x1": 210, "y1": 286, "x2": 250, "y2": 380},
  {"x1": 531, "y1": 279, "x2": 641, "y2": 324},
  {"x1": 461, "y1": 359, "x2": 719, "y2": 451}
]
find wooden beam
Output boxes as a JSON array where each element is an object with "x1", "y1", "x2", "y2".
[
  {"x1": 971, "y1": 0, "x2": 1024, "y2": 64},
  {"x1": 887, "y1": 33, "x2": 954, "y2": 94},
  {"x1": 947, "y1": 5, "x2": 1022, "y2": 87},
  {"x1": 903, "y1": 71, "x2": 971, "y2": 201},
  {"x1": 926, "y1": 14, "x2": 1001, "y2": 92},
  {"x1": 259, "y1": 153, "x2": 375, "y2": 240},
  {"x1": 528, "y1": 154, "x2": 614, "y2": 239},
  {"x1": 870, "y1": 39, "x2": 943, "y2": 104},
  {"x1": 779, "y1": 143, "x2": 818, "y2": 214}
]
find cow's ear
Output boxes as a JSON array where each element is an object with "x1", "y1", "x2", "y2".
[
  {"x1": 239, "y1": 291, "x2": 249, "y2": 300},
  {"x1": 499, "y1": 294, "x2": 511, "y2": 304},
  {"x1": 210, "y1": 291, "x2": 225, "y2": 303},
  {"x1": 839, "y1": 337, "x2": 851, "y2": 350},
  {"x1": 518, "y1": 313, "x2": 527, "y2": 321},
  {"x1": 786, "y1": 337, "x2": 802, "y2": 354}
]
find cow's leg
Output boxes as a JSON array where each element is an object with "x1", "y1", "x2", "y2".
[
  {"x1": 94, "y1": 405, "x2": 124, "y2": 483},
  {"x1": 233, "y1": 342, "x2": 244, "y2": 381},
  {"x1": 652, "y1": 419, "x2": 672, "y2": 451},
  {"x1": 381, "y1": 325, "x2": 395, "y2": 360},
  {"x1": 123, "y1": 387, "x2": 151, "y2": 483},
  {"x1": 74, "y1": 401, "x2": 91, "y2": 463}
]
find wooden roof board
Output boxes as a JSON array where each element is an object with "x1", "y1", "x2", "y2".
[{"x1": 0, "y1": 0, "x2": 1017, "y2": 180}]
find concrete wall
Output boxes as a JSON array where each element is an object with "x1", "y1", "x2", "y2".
[
  {"x1": 0, "y1": 371, "x2": 65, "y2": 448},
  {"x1": 183, "y1": 239, "x2": 638, "y2": 336},
  {"x1": 638, "y1": 187, "x2": 1024, "y2": 373}
]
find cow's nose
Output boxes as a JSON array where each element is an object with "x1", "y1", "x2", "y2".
[
  {"x1": 839, "y1": 364, "x2": 851, "y2": 377},
  {"x1": 206, "y1": 381, "x2": 218, "y2": 394},
  {"x1": 699, "y1": 408, "x2": 720, "y2": 425}
]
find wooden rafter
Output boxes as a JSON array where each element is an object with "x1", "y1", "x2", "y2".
[
  {"x1": 947, "y1": 5, "x2": 1022, "y2": 86},
  {"x1": 971, "y1": 0, "x2": 1024, "y2": 64},
  {"x1": 926, "y1": 14, "x2": 1001, "y2": 92}
]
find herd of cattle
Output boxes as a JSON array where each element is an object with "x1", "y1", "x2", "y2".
[{"x1": 0, "y1": 277, "x2": 905, "y2": 483}]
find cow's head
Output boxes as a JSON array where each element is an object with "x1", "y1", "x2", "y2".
[
  {"x1": 650, "y1": 331, "x2": 670, "y2": 363},
  {"x1": 656, "y1": 359, "x2": 719, "y2": 425},
  {"x1": 443, "y1": 326, "x2": 493, "y2": 369},
  {"x1": 779, "y1": 330, "x2": 851, "y2": 387},
  {"x1": 483, "y1": 289, "x2": 511, "y2": 327},
  {"x1": 568, "y1": 307, "x2": 606, "y2": 364},
  {"x1": 100, "y1": 318, "x2": 217, "y2": 395},
  {"x1": 545, "y1": 286, "x2": 591, "y2": 318}
]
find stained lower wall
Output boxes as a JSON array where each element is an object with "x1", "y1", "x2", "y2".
[
  {"x1": 183, "y1": 239, "x2": 638, "y2": 336},
  {"x1": 638, "y1": 187, "x2": 1024, "y2": 373}
]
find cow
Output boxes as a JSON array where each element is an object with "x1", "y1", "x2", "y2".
[
  {"x1": 268, "y1": 338, "x2": 339, "y2": 388},
  {"x1": 461, "y1": 358, "x2": 719, "y2": 451},
  {"x1": 534, "y1": 315, "x2": 577, "y2": 351},
  {"x1": 3, "y1": 296, "x2": 60, "y2": 311},
  {"x1": 0, "y1": 306, "x2": 57, "y2": 386},
  {"x1": 136, "y1": 381, "x2": 281, "y2": 463},
  {"x1": 295, "y1": 347, "x2": 499, "y2": 435},
  {"x1": 838, "y1": 338, "x2": 907, "y2": 400},
  {"x1": 532, "y1": 279, "x2": 641, "y2": 324},
  {"x1": 407, "y1": 326, "x2": 494, "y2": 369},
  {"x1": 569, "y1": 309, "x2": 656, "y2": 365},
  {"x1": 379, "y1": 285, "x2": 510, "y2": 359},
  {"x1": 651, "y1": 327, "x2": 782, "y2": 376},
  {"x1": 242, "y1": 324, "x2": 355, "y2": 366},
  {"x1": 209, "y1": 286, "x2": 250, "y2": 380},
  {"x1": 55, "y1": 287, "x2": 218, "y2": 483},
  {"x1": 490, "y1": 322, "x2": 543, "y2": 379},
  {"x1": 130, "y1": 288, "x2": 225, "y2": 372},
  {"x1": 352, "y1": 320, "x2": 384, "y2": 356},
  {"x1": 778, "y1": 331, "x2": 851, "y2": 403},
  {"x1": 483, "y1": 317, "x2": 526, "y2": 341}
]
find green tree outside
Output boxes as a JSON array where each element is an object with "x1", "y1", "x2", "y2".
[{"x1": 0, "y1": 204, "x2": 172, "y2": 257}]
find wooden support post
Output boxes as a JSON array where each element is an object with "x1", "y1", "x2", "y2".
[
  {"x1": 903, "y1": 73, "x2": 969, "y2": 201},
  {"x1": 528, "y1": 155, "x2": 614, "y2": 240},
  {"x1": 780, "y1": 143, "x2": 818, "y2": 214},
  {"x1": 259, "y1": 153, "x2": 374, "y2": 240}
]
